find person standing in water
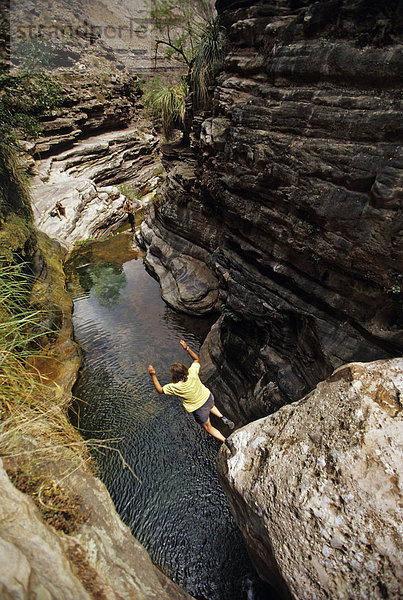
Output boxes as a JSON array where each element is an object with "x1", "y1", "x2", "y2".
[
  {"x1": 148, "y1": 339, "x2": 234, "y2": 443},
  {"x1": 123, "y1": 198, "x2": 135, "y2": 232}
]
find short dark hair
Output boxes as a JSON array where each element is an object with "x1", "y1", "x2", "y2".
[{"x1": 170, "y1": 362, "x2": 189, "y2": 383}]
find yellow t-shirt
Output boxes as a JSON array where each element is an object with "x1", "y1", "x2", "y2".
[{"x1": 162, "y1": 362, "x2": 210, "y2": 412}]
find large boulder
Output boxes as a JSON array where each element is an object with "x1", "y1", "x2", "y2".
[
  {"x1": 138, "y1": 217, "x2": 219, "y2": 315},
  {"x1": 217, "y1": 358, "x2": 403, "y2": 600}
]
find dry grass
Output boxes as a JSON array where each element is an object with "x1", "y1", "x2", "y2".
[
  {"x1": 0, "y1": 261, "x2": 99, "y2": 522},
  {"x1": 0, "y1": 262, "x2": 89, "y2": 465},
  {"x1": 0, "y1": 260, "x2": 141, "y2": 534},
  {"x1": 7, "y1": 465, "x2": 91, "y2": 534}
]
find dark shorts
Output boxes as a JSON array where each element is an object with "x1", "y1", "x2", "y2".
[
  {"x1": 128, "y1": 213, "x2": 135, "y2": 225},
  {"x1": 192, "y1": 393, "x2": 214, "y2": 425}
]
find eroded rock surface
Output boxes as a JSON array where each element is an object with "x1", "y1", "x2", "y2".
[
  {"x1": 32, "y1": 126, "x2": 159, "y2": 248},
  {"x1": 140, "y1": 212, "x2": 219, "y2": 315},
  {"x1": 0, "y1": 458, "x2": 194, "y2": 600},
  {"x1": 217, "y1": 358, "x2": 403, "y2": 600},
  {"x1": 139, "y1": 0, "x2": 403, "y2": 423},
  {"x1": 28, "y1": 74, "x2": 161, "y2": 249}
]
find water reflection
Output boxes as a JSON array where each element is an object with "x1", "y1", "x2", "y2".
[{"x1": 66, "y1": 233, "x2": 276, "y2": 600}]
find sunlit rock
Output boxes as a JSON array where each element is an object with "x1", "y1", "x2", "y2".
[
  {"x1": 0, "y1": 458, "x2": 194, "y2": 600},
  {"x1": 217, "y1": 358, "x2": 403, "y2": 600}
]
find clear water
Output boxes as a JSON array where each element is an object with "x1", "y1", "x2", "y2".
[{"x1": 66, "y1": 232, "x2": 277, "y2": 600}]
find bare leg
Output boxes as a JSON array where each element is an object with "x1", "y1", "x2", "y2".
[
  {"x1": 202, "y1": 418, "x2": 226, "y2": 443},
  {"x1": 210, "y1": 405, "x2": 223, "y2": 418}
]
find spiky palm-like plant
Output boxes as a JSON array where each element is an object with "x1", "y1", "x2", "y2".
[
  {"x1": 191, "y1": 16, "x2": 227, "y2": 108},
  {"x1": 144, "y1": 78, "x2": 189, "y2": 140}
]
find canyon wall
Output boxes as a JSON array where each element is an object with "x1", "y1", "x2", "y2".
[
  {"x1": 28, "y1": 73, "x2": 161, "y2": 249},
  {"x1": 138, "y1": 0, "x2": 403, "y2": 424}
]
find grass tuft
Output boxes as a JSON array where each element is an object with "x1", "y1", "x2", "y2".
[{"x1": 0, "y1": 261, "x2": 91, "y2": 471}]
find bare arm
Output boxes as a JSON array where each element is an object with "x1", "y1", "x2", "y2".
[
  {"x1": 180, "y1": 339, "x2": 199, "y2": 363},
  {"x1": 147, "y1": 365, "x2": 164, "y2": 393}
]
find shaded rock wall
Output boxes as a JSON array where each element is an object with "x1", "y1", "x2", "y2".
[
  {"x1": 139, "y1": 0, "x2": 403, "y2": 424},
  {"x1": 216, "y1": 358, "x2": 403, "y2": 600}
]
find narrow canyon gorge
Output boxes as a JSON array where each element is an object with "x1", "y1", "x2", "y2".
[{"x1": 0, "y1": 1, "x2": 401, "y2": 599}]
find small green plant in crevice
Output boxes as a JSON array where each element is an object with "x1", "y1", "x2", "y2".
[
  {"x1": 153, "y1": 165, "x2": 165, "y2": 177},
  {"x1": 385, "y1": 270, "x2": 403, "y2": 298},
  {"x1": 221, "y1": 303, "x2": 240, "y2": 322},
  {"x1": 73, "y1": 239, "x2": 95, "y2": 248},
  {"x1": 117, "y1": 183, "x2": 143, "y2": 202}
]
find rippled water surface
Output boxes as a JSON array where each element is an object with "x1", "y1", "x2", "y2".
[{"x1": 66, "y1": 233, "x2": 276, "y2": 600}]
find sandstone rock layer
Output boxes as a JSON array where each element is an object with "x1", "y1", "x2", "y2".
[
  {"x1": 139, "y1": 0, "x2": 403, "y2": 424},
  {"x1": 28, "y1": 74, "x2": 161, "y2": 249},
  {"x1": 217, "y1": 358, "x2": 403, "y2": 600}
]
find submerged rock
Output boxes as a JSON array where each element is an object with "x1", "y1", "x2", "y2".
[{"x1": 217, "y1": 358, "x2": 403, "y2": 600}]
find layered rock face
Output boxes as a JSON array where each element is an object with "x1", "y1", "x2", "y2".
[
  {"x1": 139, "y1": 0, "x2": 403, "y2": 423},
  {"x1": 216, "y1": 358, "x2": 403, "y2": 600},
  {"x1": 29, "y1": 74, "x2": 161, "y2": 249}
]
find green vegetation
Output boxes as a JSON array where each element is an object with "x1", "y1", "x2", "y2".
[
  {"x1": 153, "y1": 165, "x2": 164, "y2": 177},
  {"x1": 0, "y1": 71, "x2": 64, "y2": 221},
  {"x1": 73, "y1": 239, "x2": 96, "y2": 248},
  {"x1": 143, "y1": 77, "x2": 188, "y2": 140},
  {"x1": 145, "y1": 0, "x2": 226, "y2": 140},
  {"x1": 221, "y1": 303, "x2": 240, "y2": 322},
  {"x1": 0, "y1": 262, "x2": 81, "y2": 454},
  {"x1": 117, "y1": 183, "x2": 143, "y2": 202},
  {"x1": 14, "y1": 38, "x2": 60, "y2": 73},
  {"x1": 151, "y1": 0, "x2": 215, "y2": 66},
  {"x1": 191, "y1": 17, "x2": 227, "y2": 108},
  {"x1": 0, "y1": 262, "x2": 97, "y2": 516}
]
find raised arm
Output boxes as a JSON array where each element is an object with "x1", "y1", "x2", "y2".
[
  {"x1": 148, "y1": 365, "x2": 164, "y2": 393},
  {"x1": 180, "y1": 339, "x2": 199, "y2": 363}
]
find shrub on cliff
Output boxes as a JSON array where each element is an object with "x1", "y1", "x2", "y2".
[
  {"x1": 0, "y1": 71, "x2": 63, "y2": 221},
  {"x1": 144, "y1": 77, "x2": 188, "y2": 140},
  {"x1": 191, "y1": 16, "x2": 227, "y2": 108},
  {"x1": 146, "y1": 1, "x2": 226, "y2": 141}
]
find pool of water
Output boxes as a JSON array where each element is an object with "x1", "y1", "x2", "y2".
[{"x1": 66, "y1": 232, "x2": 277, "y2": 600}]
